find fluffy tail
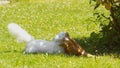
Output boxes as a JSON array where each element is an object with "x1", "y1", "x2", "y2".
[{"x1": 8, "y1": 23, "x2": 34, "y2": 43}]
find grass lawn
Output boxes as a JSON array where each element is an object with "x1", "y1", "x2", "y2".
[{"x1": 0, "y1": 0, "x2": 120, "y2": 68}]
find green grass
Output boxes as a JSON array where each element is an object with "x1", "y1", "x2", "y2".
[{"x1": 0, "y1": 0, "x2": 119, "y2": 68}]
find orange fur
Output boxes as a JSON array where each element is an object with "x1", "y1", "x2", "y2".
[{"x1": 61, "y1": 33, "x2": 94, "y2": 57}]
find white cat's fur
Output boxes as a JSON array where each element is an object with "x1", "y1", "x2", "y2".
[{"x1": 8, "y1": 23, "x2": 67, "y2": 54}]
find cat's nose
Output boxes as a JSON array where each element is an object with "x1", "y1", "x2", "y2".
[{"x1": 65, "y1": 37, "x2": 69, "y2": 41}]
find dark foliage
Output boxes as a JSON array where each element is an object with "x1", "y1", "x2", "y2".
[{"x1": 89, "y1": 0, "x2": 120, "y2": 55}]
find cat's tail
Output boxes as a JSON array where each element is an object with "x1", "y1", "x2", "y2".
[{"x1": 8, "y1": 23, "x2": 34, "y2": 43}]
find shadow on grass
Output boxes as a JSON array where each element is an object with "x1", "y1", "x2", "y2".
[
  {"x1": 0, "y1": 50, "x2": 19, "y2": 53},
  {"x1": 73, "y1": 32, "x2": 120, "y2": 58}
]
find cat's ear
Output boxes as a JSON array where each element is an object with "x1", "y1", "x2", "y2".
[
  {"x1": 64, "y1": 32, "x2": 71, "y2": 41},
  {"x1": 66, "y1": 32, "x2": 70, "y2": 38}
]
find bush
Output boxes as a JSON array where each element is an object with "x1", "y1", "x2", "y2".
[{"x1": 90, "y1": 0, "x2": 120, "y2": 54}]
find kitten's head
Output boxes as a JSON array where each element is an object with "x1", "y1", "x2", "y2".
[{"x1": 53, "y1": 32, "x2": 69, "y2": 42}]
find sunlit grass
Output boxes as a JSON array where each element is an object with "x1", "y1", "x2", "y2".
[{"x1": 0, "y1": 0, "x2": 118, "y2": 68}]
